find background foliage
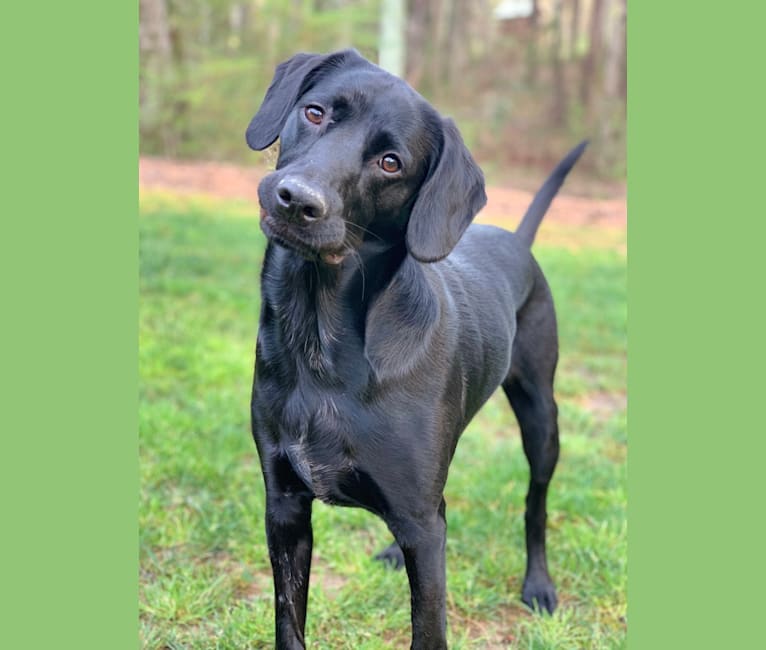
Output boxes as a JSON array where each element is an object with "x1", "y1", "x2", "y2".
[{"x1": 139, "y1": 0, "x2": 626, "y2": 177}]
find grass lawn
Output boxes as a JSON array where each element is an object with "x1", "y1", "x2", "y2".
[{"x1": 139, "y1": 191, "x2": 627, "y2": 649}]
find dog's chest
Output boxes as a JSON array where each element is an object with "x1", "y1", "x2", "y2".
[
  {"x1": 274, "y1": 385, "x2": 376, "y2": 506},
  {"x1": 283, "y1": 436, "x2": 349, "y2": 504}
]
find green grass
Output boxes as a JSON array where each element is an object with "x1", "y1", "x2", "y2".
[{"x1": 139, "y1": 192, "x2": 627, "y2": 649}]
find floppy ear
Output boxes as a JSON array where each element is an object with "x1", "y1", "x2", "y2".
[
  {"x1": 245, "y1": 52, "x2": 325, "y2": 151},
  {"x1": 364, "y1": 256, "x2": 441, "y2": 382},
  {"x1": 405, "y1": 118, "x2": 487, "y2": 262},
  {"x1": 246, "y1": 49, "x2": 365, "y2": 151}
]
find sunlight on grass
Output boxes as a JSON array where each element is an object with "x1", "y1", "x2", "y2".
[{"x1": 139, "y1": 191, "x2": 626, "y2": 648}]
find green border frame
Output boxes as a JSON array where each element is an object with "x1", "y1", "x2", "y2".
[
  {"x1": 629, "y1": 2, "x2": 765, "y2": 647},
  {"x1": 4, "y1": 1, "x2": 764, "y2": 647},
  {"x1": 3, "y1": 2, "x2": 137, "y2": 648}
]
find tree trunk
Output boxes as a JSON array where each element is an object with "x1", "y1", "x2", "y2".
[
  {"x1": 526, "y1": 0, "x2": 540, "y2": 87},
  {"x1": 551, "y1": 0, "x2": 567, "y2": 125},
  {"x1": 139, "y1": 0, "x2": 172, "y2": 58},
  {"x1": 429, "y1": 0, "x2": 453, "y2": 94},
  {"x1": 580, "y1": 0, "x2": 606, "y2": 110},
  {"x1": 570, "y1": 0, "x2": 581, "y2": 58},
  {"x1": 603, "y1": 0, "x2": 625, "y2": 100},
  {"x1": 617, "y1": 0, "x2": 627, "y2": 98},
  {"x1": 379, "y1": 0, "x2": 406, "y2": 77},
  {"x1": 139, "y1": 0, "x2": 174, "y2": 150},
  {"x1": 446, "y1": 0, "x2": 469, "y2": 89},
  {"x1": 405, "y1": 0, "x2": 430, "y2": 89}
]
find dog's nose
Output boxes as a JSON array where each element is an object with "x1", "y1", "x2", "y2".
[{"x1": 275, "y1": 177, "x2": 327, "y2": 222}]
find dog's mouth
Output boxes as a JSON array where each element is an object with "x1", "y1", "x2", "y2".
[{"x1": 260, "y1": 208, "x2": 348, "y2": 265}]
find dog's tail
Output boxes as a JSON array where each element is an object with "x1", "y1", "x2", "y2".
[{"x1": 515, "y1": 140, "x2": 588, "y2": 248}]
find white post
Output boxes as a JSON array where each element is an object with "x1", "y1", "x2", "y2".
[{"x1": 379, "y1": 0, "x2": 406, "y2": 78}]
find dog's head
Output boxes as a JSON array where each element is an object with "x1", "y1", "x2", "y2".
[{"x1": 247, "y1": 49, "x2": 486, "y2": 265}]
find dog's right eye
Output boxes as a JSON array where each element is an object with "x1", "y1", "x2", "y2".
[
  {"x1": 379, "y1": 154, "x2": 402, "y2": 174},
  {"x1": 304, "y1": 105, "x2": 324, "y2": 125}
]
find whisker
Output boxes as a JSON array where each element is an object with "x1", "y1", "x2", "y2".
[
  {"x1": 351, "y1": 249, "x2": 367, "y2": 301},
  {"x1": 344, "y1": 220, "x2": 384, "y2": 243}
]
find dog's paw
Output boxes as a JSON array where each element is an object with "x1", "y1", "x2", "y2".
[
  {"x1": 373, "y1": 542, "x2": 405, "y2": 570},
  {"x1": 521, "y1": 574, "x2": 558, "y2": 615}
]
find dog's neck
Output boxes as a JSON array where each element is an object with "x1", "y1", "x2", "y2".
[{"x1": 261, "y1": 240, "x2": 408, "y2": 381}]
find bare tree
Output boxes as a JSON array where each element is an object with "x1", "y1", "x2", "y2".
[
  {"x1": 551, "y1": 0, "x2": 567, "y2": 125},
  {"x1": 379, "y1": 0, "x2": 406, "y2": 77},
  {"x1": 405, "y1": 0, "x2": 431, "y2": 88},
  {"x1": 140, "y1": 0, "x2": 174, "y2": 150},
  {"x1": 139, "y1": 0, "x2": 172, "y2": 58},
  {"x1": 526, "y1": 0, "x2": 540, "y2": 87},
  {"x1": 592, "y1": 0, "x2": 627, "y2": 174},
  {"x1": 446, "y1": 0, "x2": 473, "y2": 88},
  {"x1": 616, "y1": 0, "x2": 627, "y2": 99},
  {"x1": 580, "y1": 0, "x2": 606, "y2": 111},
  {"x1": 569, "y1": 0, "x2": 581, "y2": 58},
  {"x1": 430, "y1": 0, "x2": 456, "y2": 93}
]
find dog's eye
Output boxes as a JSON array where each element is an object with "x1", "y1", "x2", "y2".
[
  {"x1": 379, "y1": 154, "x2": 401, "y2": 174},
  {"x1": 304, "y1": 105, "x2": 324, "y2": 125}
]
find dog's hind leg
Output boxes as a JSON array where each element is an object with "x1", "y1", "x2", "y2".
[
  {"x1": 374, "y1": 540, "x2": 406, "y2": 570},
  {"x1": 502, "y1": 275, "x2": 560, "y2": 614}
]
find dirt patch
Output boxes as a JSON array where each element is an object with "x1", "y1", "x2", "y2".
[
  {"x1": 574, "y1": 391, "x2": 627, "y2": 423},
  {"x1": 139, "y1": 156, "x2": 626, "y2": 235},
  {"x1": 238, "y1": 568, "x2": 273, "y2": 602},
  {"x1": 311, "y1": 555, "x2": 350, "y2": 600},
  {"x1": 138, "y1": 157, "x2": 265, "y2": 207},
  {"x1": 479, "y1": 184, "x2": 626, "y2": 231},
  {"x1": 448, "y1": 601, "x2": 531, "y2": 648}
]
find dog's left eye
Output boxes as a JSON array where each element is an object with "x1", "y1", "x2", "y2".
[
  {"x1": 379, "y1": 154, "x2": 401, "y2": 174},
  {"x1": 304, "y1": 105, "x2": 324, "y2": 125}
]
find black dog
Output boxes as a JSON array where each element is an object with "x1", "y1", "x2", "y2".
[{"x1": 247, "y1": 49, "x2": 586, "y2": 649}]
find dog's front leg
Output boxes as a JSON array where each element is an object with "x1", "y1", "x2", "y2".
[
  {"x1": 265, "y1": 487, "x2": 314, "y2": 649},
  {"x1": 392, "y1": 500, "x2": 449, "y2": 650}
]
